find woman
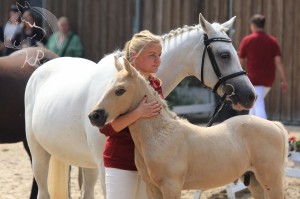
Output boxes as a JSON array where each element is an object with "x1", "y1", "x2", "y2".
[
  {"x1": 47, "y1": 16, "x2": 83, "y2": 57},
  {"x1": 100, "y1": 30, "x2": 163, "y2": 199}
]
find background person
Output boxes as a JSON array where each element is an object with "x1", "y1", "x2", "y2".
[
  {"x1": 100, "y1": 30, "x2": 162, "y2": 199},
  {"x1": 47, "y1": 16, "x2": 83, "y2": 57},
  {"x1": 3, "y1": 4, "x2": 21, "y2": 55},
  {"x1": 239, "y1": 14, "x2": 288, "y2": 119},
  {"x1": 13, "y1": 9, "x2": 47, "y2": 49}
]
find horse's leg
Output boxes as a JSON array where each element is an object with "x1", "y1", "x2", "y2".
[
  {"x1": 23, "y1": 140, "x2": 38, "y2": 199},
  {"x1": 27, "y1": 135, "x2": 51, "y2": 199},
  {"x1": 159, "y1": 180, "x2": 182, "y2": 199},
  {"x1": 78, "y1": 167, "x2": 83, "y2": 189},
  {"x1": 81, "y1": 168, "x2": 99, "y2": 199},
  {"x1": 253, "y1": 169, "x2": 285, "y2": 199},
  {"x1": 145, "y1": 183, "x2": 163, "y2": 199},
  {"x1": 246, "y1": 174, "x2": 266, "y2": 199}
]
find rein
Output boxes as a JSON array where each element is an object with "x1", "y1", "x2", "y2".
[{"x1": 199, "y1": 34, "x2": 247, "y2": 127}]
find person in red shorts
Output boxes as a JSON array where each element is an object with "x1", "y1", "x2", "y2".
[
  {"x1": 239, "y1": 14, "x2": 288, "y2": 119},
  {"x1": 100, "y1": 30, "x2": 163, "y2": 199}
]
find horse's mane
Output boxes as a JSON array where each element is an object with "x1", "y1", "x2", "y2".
[
  {"x1": 106, "y1": 21, "x2": 227, "y2": 59},
  {"x1": 161, "y1": 22, "x2": 227, "y2": 42},
  {"x1": 161, "y1": 25, "x2": 200, "y2": 41}
]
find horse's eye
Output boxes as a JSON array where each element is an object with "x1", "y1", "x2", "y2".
[
  {"x1": 220, "y1": 52, "x2": 230, "y2": 59},
  {"x1": 115, "y1": 88, "x2": 126, "y2": 96}
]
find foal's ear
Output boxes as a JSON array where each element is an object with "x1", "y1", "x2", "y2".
[
  {"x1": 221, "y1": 16, "x2": 236, "y2": 32},
  {"x1": 123, "y1": 58, "x2": 138, "y2": 77},
  {"x1": 199, "y1": 13, "x2": 214, "y2": 34},
  {"x1": 114, "y1": 56, "x2": 123, "y2": 71}
]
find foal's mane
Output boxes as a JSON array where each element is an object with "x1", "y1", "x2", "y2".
[{"x1": 134, "y1": 70, "x2": 178, "y2": 120}]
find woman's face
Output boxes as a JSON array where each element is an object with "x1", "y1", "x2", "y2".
[{"x1": 132, "y1": 42, "x2": 162, "y2": 77}]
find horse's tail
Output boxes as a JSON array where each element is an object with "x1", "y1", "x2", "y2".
[
  {"x1": 273, "y1": 121, "x2": 289, "y2": 175},
  {"x1": 48, "y1": 156, "x2": 70, "y2": 199}
]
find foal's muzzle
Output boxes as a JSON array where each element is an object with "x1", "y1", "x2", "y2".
[{"x1": 88, "y1": 109, "x2": 108, "y2": 128}]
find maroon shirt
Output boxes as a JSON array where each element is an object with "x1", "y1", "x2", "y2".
[
  {"x1": 100, "y1": 75, "x2": 163, "y2": 171},
  {"x1": 239, "y1": 31, "x2": 281, "y2": 87}
]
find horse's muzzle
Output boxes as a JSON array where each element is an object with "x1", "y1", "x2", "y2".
[
  {"x1": 88, "y1": 109, "x2": 108, "y2": 128},
  {"x1": 229, "y1": 90, "x2": 257, "y2": 110}
]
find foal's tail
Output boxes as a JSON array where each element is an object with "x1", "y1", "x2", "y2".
[
  {"x1": 273, "y1": 121, "x2": 289, "y2": 174},
  {"x1": 48, "y1": 157, "x2": 70, "y2": 199}
]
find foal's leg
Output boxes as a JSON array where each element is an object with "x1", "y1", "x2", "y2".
[
  {"x1": 146, "y1": 183, "x2": 163, "y2": 199},
  {"x1": 27, "y1": 135, "x2": 51, "y2": 199},
  {"x1": 254, "y1": 169, "x2": 285, "y2": 199},
  {"x1": 159, "y1": 180, "x2": 182, "y2": 199},
  {"x1": 246, "y1": 174, "x2": 266, "y2": 199},
  {"x1": 81, "y1": 168, "x2": 99, "y2": 199}
]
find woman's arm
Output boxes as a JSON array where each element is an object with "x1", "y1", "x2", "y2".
[
  {"x1": 111, "y1": 96, "x2": 161, "y2": 132},
  {"x1": 275, "y1": 56, "x2": 288, "y2": 93}
]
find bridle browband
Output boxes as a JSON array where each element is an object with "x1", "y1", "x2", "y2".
[
  {"x1": 200, "y1": 34, "x2": 246, "y2": 93},
  {"x1": 200, "y1": 33, "x2": 247, "y2": 127}
]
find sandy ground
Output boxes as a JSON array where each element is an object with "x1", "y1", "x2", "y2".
[{"x1": 0, "y1": 125, "x2": 299, "y2": 199}]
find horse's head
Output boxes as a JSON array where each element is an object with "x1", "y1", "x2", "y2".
[
  {"x1": 89, "y1": 57, "x2": 147, "y2": 128},
  {"x1": 197, "y1": 14, "x2": 256, "y2": 110}
]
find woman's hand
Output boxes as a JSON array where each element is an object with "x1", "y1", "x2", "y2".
[{"x1": 135, "y1": 95, "x2": 162, "y2": 118}]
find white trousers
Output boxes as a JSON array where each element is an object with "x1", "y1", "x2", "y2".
[
  {"x1": 105, "y1": 167, "x2": 148, "y2": 199},
  {"x1": 249, "y1": 86, "x2": 271, "y2": 119}
]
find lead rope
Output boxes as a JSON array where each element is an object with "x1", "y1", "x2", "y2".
[
  {"x1": 206, "y1": 94, "x2": 228, "y2": 127},
  {"x1": 206, "y1": 84, "x2": 235, "y2": 127}
]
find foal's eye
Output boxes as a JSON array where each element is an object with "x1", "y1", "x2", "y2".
[
  {"x1": 220, "y1": 52, "x2": 230, "y2": 59},
  {"x1": 115, "y1": 88, "x2": 126, "y2": 96}
]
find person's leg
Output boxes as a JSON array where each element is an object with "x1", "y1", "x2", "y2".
[
  {"x1": 249, "y1": 86, "x2": 270, "y2": 119},
  {"x1": 105, "y1": 167, "x2": 139, "y2": 199}
]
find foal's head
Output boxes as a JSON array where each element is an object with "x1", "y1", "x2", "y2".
[{"x1": 89, "y1": 57, "x2": 152, "y2": 128}]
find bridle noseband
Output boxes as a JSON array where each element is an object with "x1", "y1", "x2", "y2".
[
  {"x1": 200, "y1": 33, "x2": 246, "y2": 93},
  {"x1": 200, "y1": 34, "x2": 247, "y2": 127}
]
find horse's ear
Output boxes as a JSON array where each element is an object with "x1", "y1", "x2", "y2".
[
  {"x1": 221, "y1": 16, "x2": 236, "y2": 32},
  {"x1": 123, "y1": 58, "x2": 138, "y2": 77},
  {"x1": 199, "y1": 13, "x2": 214, "y2": 34},
  {"x1": 114, "y1": 56, "x2": 123, "y2": 72}
]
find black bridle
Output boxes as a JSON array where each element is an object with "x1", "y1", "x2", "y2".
[{"x1": 200, "y1": 34, "x2": 247, "y2": 127}]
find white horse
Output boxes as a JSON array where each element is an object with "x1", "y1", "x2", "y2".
[
  {"x1": 25, "y1": 14, "x2": 256, "y2": 199},
  {"x1": 89, "y1": 57, "x2": 288, "y2": 199}
]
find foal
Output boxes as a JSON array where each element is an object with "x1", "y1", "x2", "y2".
[{"x1": 89, "y1": 57, "x2": 287, "y2": 199}]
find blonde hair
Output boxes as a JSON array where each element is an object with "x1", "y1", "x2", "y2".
[{"x1": 124, "y1": 30, "x2": 161, "y2": 64}]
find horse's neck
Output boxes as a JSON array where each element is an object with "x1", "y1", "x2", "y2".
[{"x1": 156, "y1": 28, "x2": 203, "y2": 96}]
